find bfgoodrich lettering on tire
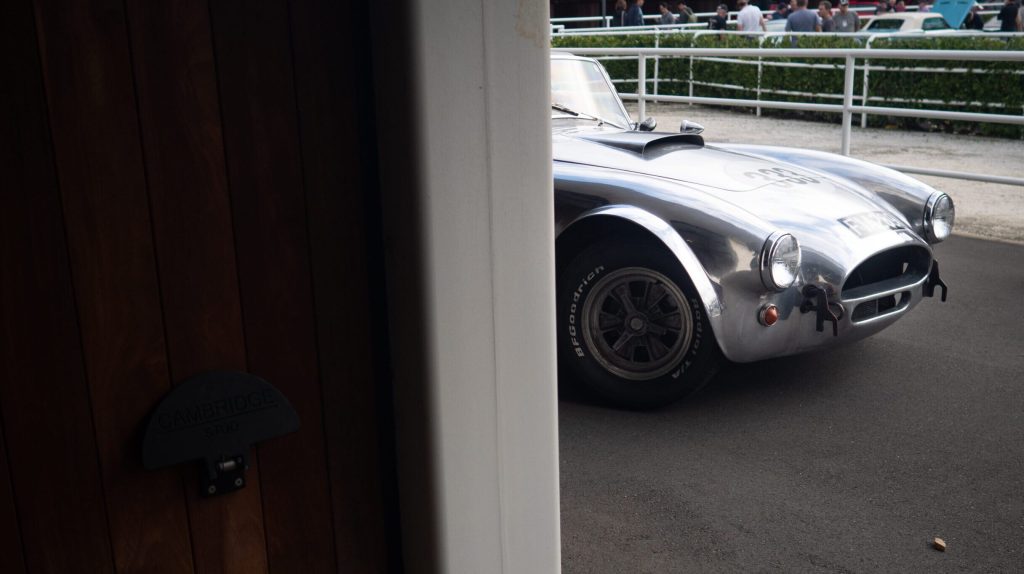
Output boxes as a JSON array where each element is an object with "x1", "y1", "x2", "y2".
[{"x1": 558, "y1": 238, "x2": 720, "y2": 409}]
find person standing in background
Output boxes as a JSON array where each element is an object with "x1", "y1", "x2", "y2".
[
  {"x1": 833, "y1": 0, "x2": 860, "y2": 32},
  {"x1": 612, "y1": 0, "x2": 629, "y2": 26},
  {"x1": 963, "y1": 3, "x2": 985, "y2": 29},
  {"x1": 786, "y1": 0, "x2": 821, "y2": 45},
  {"x1": 676, "y1": 0, "x2": 696, "y2": 22},
  {"x1": 737, "y1": 0, "x2": 768, "y2": 31},
  {"x1": 659, "y1": 2, "x2": 677, "y2": 23},
  {"x1": 818, "y1": 0, "x2": 835, "y2": 31},
  {"x1": 625, "y1": 0, "x2": 646, "y2": 26},
  {"x1": 709, "y1": 3, "x2": 730, "y2": 29},
  {"x1": 786, "y1": 0, "x2": 821, "y2": 32},
  {"x1": 773, "y1": 1, "x2": 792, "y2": 19},
  {"x1": 999, "y1": 0, "x2": 1021, "y2": 31}
]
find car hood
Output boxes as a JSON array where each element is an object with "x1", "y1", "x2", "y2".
[{"x1": 553, "y1": 127, "x2": 910, "y2": 232}]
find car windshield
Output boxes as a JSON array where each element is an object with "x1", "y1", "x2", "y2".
[
  {"x1": 551, "y1": 58, "x2": 631, "y2": 128},
  {"x1": 922, "y1": 17, "x2": 950, "y2": 30},
  {"x1": 866, "y1": 18, "x2": 905, "y2": 30}
]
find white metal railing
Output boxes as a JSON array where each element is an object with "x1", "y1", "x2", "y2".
[
  {"x1": 573, "y1": 30, "x2": 1023, "y2": 117},
  {"x1": 554, "y1": 28, "x2": 1024, "y2": 119},
  {"x1": 553, "y1": 46, "x2": 1024, "y2": 185}
]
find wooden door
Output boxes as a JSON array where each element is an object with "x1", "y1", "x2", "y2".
[{"x1": 0, "y1": 1, "x2": 399, "y2": 572}]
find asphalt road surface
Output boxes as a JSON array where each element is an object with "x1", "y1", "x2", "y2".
[{"x1": 559, "y1": 235, "x2": 1024, "y2": 573}]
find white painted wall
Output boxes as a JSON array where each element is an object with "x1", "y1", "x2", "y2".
[{"x1": 386, "y1": 0, "x2": 560, "y2": 572}]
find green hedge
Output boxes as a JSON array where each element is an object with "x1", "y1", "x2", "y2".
[{"x1": 551, "y1": 33, "x2": 1024, "y2": 137}]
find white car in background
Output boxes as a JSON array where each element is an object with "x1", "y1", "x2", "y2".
[
  {"x1": 862, "y1": 12, "x2": 959, "y2": 34},
  {"x1": 982, "y1": 16, "x2": 1007, "y2": 31}
]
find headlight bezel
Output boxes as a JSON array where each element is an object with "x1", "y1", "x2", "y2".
[
  {"x1": 923, "y1": 192, "x2": 954, "y2": 243},
  {"x1": 760, "y1": 232, "x2": 802, "y2": 291}
]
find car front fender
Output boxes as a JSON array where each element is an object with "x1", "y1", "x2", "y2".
[{"x1": 563, "y1": 205, "x2": 730, "y2": 356}]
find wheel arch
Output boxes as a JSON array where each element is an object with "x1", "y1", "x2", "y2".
[{"x1": 557, "y1": 205, "x2": 724, "y2": 342}]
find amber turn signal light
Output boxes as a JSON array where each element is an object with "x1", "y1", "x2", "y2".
[{"x1": 758, "y1": 304, "x2": 779, "y2": 326}]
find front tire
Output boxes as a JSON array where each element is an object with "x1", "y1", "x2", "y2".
[{"x1": 558, "y1": 238, "x2": 720, "y2": 409}]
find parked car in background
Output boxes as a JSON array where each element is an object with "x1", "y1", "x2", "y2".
[
  {"x1": 862, "y1": 12, "x2": 959, "y2": 33},
  {"x1": 765, "y1": 17, "x2": 789, "y2": 33},
  {"x1": 551, "y1": 52, "x2": 954, "y2": 408},
  {"x1": 982, "y1": 16, "x2": 1003, "y2": 31}
]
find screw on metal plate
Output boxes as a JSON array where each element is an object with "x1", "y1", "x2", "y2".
[{"x1": 202, "y1": 455, "x2": 249, "y2": 498}]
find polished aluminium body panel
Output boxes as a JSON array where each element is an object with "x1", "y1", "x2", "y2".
[
  {"x1": 554, "y1": 126, "x2": 937, "y2": 363},
  {"x1": 718, "y1": 143, "x2": 940, "y2": 236}
]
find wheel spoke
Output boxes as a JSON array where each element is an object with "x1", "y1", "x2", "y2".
[
  {"x1": 612, "y1": 284, "x2": 637, "y2": 314},
  {"x1": 645, "y1": 334, "x2": 672, "y2": 361},
  {"x1": 644, "y1": 282, "x2": 668, "y2": 313},
  {"x1": 624, "y1": 336, "x2": 642, "y2": 362},
  {"x1": 647, "y1": 322, "x2": 668, "y2": 336},
  {"x1": 652, "y1": 310, "x2": 682, "y2": 329},
  {"x1": 598, "y1": 311, "x2": 624, "y2": 331},
  {"x1": 611, "y1": 330, "x2": 634, "y2": 353}
]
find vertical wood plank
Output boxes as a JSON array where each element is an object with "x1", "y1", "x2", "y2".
[
  {"x1": 0, "y1": 425, "x2": 26, "y2": 574},
  {"x1": 121, "y1": 1, "x2": 270, "y2": 573},
  {"x1": 208, "y1": 0, "x2": 338, "y2": 571},
  {"x1": 289, "y1": 0, "x2": 397, "y2": 570},
  {"x1": 29, "y1": 1, "x2": 203, "y2": 572},
  {"x1": 0, "y1": 3, "x2": 115, "y2": 572}
]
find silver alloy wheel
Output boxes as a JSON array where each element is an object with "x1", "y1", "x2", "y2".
[{"x1": 581, "y1": 267, "x2": 694, "y2": 381}]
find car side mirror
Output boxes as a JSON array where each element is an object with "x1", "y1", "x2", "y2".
[
  {"x1": 679, "y1": 120, "x2": 705, "y2": 135},
  {"x1": 637, "y1": 117, "x2": 657, "y2": 132}
]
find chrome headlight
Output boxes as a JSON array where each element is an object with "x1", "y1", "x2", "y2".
[
  {"x1": 760, "y1": 232, "x2": 801, "y2": 291},
  {"x1": 924, "y1": 193, "x2": 954, "y2": 243}
]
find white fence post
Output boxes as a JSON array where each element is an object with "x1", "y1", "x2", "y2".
[
  {"x1": 688, "y1": 33, "x2": 697, "y2": 107},
  {"x1": 756, "y1": 35, "x2": 765, "y2": 117},
  {"x1": 654, "y1": 29, "x2": 661, "y2": 102},
  {"x1": 842, "y1": 54, "x2": 855, "y2": 156},
  {"x1": 638, "y1": 54, "x2": 647, "y2": 121},
  {"x1": 861, "y1": 35, "x2": 875, "y2": 128}
]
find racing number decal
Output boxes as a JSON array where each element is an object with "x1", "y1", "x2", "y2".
[{"x1": 743, "y1": 167, "x2": 820, "y2": 187}]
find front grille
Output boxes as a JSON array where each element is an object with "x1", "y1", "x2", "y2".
[
  {"x1": 851, "y1": 292, "x2": 909, "y2": 323},
  {"x1": 851, "y1": 299, "x2": 877, "y2": 322},
  {"x1": 842, "y1": 246, "x2": 931, "y2": 298}
]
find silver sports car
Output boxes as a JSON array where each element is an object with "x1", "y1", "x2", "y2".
[{"x1": 552, "y1": 53, "x2": 953, "y2": 408}]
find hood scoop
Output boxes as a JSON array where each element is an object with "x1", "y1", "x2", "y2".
[{"x1": 578, "y1": 132, "x2": 704, "y2": 159}]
